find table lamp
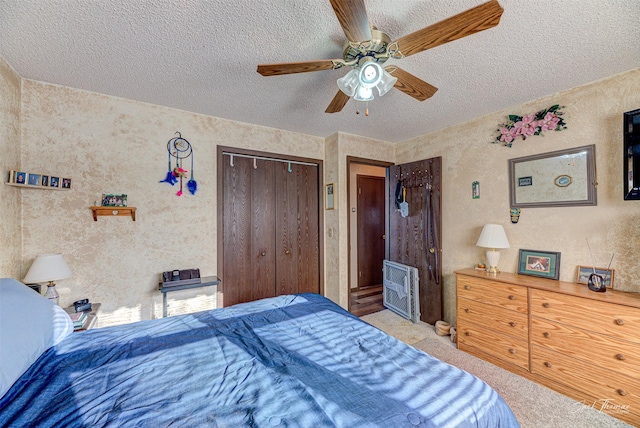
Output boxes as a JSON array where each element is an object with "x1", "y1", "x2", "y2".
[
  {"x1": 476, "y1": 224, "x2": 510, "y2": 273},
  {"x1": 23, "y1": 253, "x2": 72, "y2": 305}
]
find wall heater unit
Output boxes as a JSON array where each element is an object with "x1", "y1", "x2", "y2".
[{"x1": 382, "y1": 260, "x2": 420, "y2": 323}]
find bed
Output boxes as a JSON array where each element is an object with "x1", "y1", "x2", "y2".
[{"x1": 0, "y1": 278, "x2": 519, "y2": 427}]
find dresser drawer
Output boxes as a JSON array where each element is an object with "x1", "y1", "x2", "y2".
[
  {"x1": 532, "y1": 345, "x2": 640, "y2": 415},
  {"x1": 458, "y1": 325, "x2": 529, "y2": 370},
  {"x1": 531, "y1": 317, "x2": 640, "y2": 379},
  {"x1": 458, "y1": 297, "x2": 528, "y2": 340},
  {"x1": 457, "y1": 275, "x2": 527, "y2": 314},
  {"x1": 531, "y1": 289, "x2": 640, "y2": 343}
]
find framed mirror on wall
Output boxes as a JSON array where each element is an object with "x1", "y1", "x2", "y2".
[
  {"x1": 509, "y1": 145, "x2": 597, "y2": 208},
  {"x1": 624, "y1": 108, "x2": 640, "y2": 200}
]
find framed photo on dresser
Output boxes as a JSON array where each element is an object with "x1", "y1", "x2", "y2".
[{"x1": 517, "y1": 249, "x2": 561, "y2": 280}]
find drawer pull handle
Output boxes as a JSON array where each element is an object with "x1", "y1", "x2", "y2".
[
  {"x1": 616, "y1": 353, "x2": 626, "y2": 361},
  {"x1": 615, "y1": 319, "x2": 625, "y2": 326},
  {"x1": 508, "y1": 348, "x2": 516, "y2": 354},
  {"x1": 617, "y1": 389, "x2": 627, "y2": 396},
  {"x1": 542, "y1": 303, "x2": 550, "y2": 308},
  {"x1": 508, "y1": 295, "x2": 515, "y2": 300},
  {"x1": 465, "y1": 332, "x2": 470, "y2": 336},
  {"x1": 464, "y1": 308, "x2": 470, "y2": 313},
  {"x1": 261, "y1": 252, "x2": 266, "y2": 256},
  {"x1": 464, "y1": 285, "x2": 470, "y2": 290},
  {"x1": 509, "y1": 322, "x2": 516, "y2": 327},
  {"x1": 543, "y1": 332, "x2": 551, "y2": 338},
  {"x1": 544, "y1": 362, "x2": 552, "y2": 368}
]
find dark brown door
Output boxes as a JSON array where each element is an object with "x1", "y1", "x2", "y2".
[
  {"x1": 275, "y1": 162, "x2": 320, "y2": 295},
  {"x1": 388, "y1": 157, "x2": 442, "y2": 324},
  {"x1": 222, "y1": 156, "x2": 277, "y2": 306},
  {"x1": 357, "y1": 175, "x2": 385, "y2": 288},
  {"x1": 221, "y1": 150, "x2": 321, "y2": 307}
]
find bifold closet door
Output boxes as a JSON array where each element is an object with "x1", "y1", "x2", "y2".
[
  {"x1": 223, "y1": 156, "x2": 277, "y2": 306},
  {"x1": 222, "y1": 154, "x2": 320, "y2": 307},
  {"x1": 275, "y1": 162, "x2": 320, "y2": 296}
]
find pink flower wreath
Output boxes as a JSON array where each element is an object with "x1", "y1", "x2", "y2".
[{"x1": 493, "y1": 104, "x2": 567, "y2": 147}]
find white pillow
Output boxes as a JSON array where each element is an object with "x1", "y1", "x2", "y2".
[{"x1": 0, "y1": 278, "x2": 73, "y2": 398}]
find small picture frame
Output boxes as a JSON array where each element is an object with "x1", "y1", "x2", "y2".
[
  {"x1": 28, "y1": 173, "x2": 41, "y2": 186},
  {"x1": 50, "y1": 177, "x2": 60, "y2": 188},
  {"x1": 62, "y1": 178, "x2": 72, "y2": 189},
  {"x1": 518, "y1": 176, "x2": 533, "y2": 187},
  {"x1": 517, "y1": 249, "x2": 561, "y2": 280},
  {"x1": 325, "y1": 183, "x2": 335, "y2": 210},
  {"x1": 41, "y1": 175, "x2": 49, "y2": 187},
  {"x1": 576, "y1": 266, "x2": 614, "y2": 288},
  {"x1": 15, "y1": 172, "x2": 27, "y2": 184},
  {"x1": 101, "y1": 194, "x2": 128, "y2": 207}
]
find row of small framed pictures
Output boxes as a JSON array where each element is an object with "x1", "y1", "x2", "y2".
[
  {"x1": 7, "y1": 170, "x2": 71, "y2": 189},
  {"x1": 517, "y1": 248, "x2": 614, "y2": 288}
]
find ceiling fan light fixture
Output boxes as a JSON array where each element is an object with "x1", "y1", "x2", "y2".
[
  {"x1": 337, "y1": 69, "x2": 360, "y2": 97},
  {"x1": 354, "y1": 85, "x2": 374, "y2": 102},
  {"x1": 376, "y1": 69, "x2": 398, "y2": 96},
  {"x1": 358, "y1": 62, "x2": 383, "y2": 88}
]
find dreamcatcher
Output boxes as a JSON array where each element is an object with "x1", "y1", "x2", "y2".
[{"x1": 159, "y1": 132, "x2": 197, "y2": 196}]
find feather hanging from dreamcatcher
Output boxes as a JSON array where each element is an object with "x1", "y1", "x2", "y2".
[
  {"x1": 187, "y1": 152, "x2": 197, "y2": 195},
  {"x1": 159, "y1": 149, "x2": 178, "y2": 185}
]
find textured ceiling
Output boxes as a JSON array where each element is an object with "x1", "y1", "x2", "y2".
[{"x1": 1, "y1": 0, "x2": 639, "y2": 143}]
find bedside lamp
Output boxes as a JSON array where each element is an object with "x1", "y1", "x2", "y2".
[
  {"x1": 476, "y1": 224, "x2": 510, "y2": 274},
  {"x1": 23, "y1": 254, "x2": 72, "y2": 305}
]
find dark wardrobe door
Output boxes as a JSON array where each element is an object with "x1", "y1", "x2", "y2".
[
  {"x1": 275, "y1": 162, "x2": 320, "y2": 296},
  {"x1": 222, "y1": 156, "x2": 277, "y2": 306},
  {"x1": 221, "y1": 152, "x2": 320, "y2": 307}
]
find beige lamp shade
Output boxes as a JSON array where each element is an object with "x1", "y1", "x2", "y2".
[
  {"x1": 24, "y1": 254, "x2": 72, "y2": 284},
  {"x1": 23, "y1": 254, "x2": 72, "y2": 305},
  {"x1": 476, "y1": 224, "x2": 509, "y2": 273}
]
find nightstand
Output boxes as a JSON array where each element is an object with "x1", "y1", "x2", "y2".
[{"x1": 64, "y1": 303, "x2": 101, "y2": 331}]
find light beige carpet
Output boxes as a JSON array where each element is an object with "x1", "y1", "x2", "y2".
[{"x1": 361, "y1": 310, "x2": 633, "y2": 428}]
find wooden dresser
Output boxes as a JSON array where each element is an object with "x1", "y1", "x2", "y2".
[{"x1": 456, "y1": 268, "x2": 640, "y2": 425}]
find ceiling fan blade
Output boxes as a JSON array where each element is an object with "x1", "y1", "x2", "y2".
[
  {"x1": 325, "y1": 90, "x2": 350, "y2": 113},
  {"x1": 329, "y1": 0, "x2": 372, "y2": 42},
  {"x1": 387, "y1": 67, "x2": 438, "y2": 101},
  {"x1": 257, "y1": 60, "x2": 342, "y2": 76},
  {"x1": 393, "y1": 0, "x2": 503, "y2": 58}
]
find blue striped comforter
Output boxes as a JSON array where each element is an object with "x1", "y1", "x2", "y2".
[{"x1": 0, "y1": 293, "x2": 518, "y2": 427}]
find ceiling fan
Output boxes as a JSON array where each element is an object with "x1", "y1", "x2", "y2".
[{"x1": 257, "y1": 0, "x2": 503, "y2": 113}]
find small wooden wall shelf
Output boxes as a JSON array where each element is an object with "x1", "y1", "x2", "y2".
[
  {"x1": 91, "y1": 206, "x2": 136, "y2": 221},
  {"x1": 5, "y1": 182, "x2": 69, "y2": 191}
]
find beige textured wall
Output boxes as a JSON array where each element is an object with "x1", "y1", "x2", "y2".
[
  {"x1": 397, "y1": 67, "x2": 640, "y2": 323},
  {"x1": 18, "y1": 79, "x2": 327, "y2": 324},
  {"x1": 0, "y1": 57, "x2": 22, "y2": 278}
]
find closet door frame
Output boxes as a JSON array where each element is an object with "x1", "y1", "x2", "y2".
[{"x1": 216, "y1": 146, "x2": 324, "y2": 307}]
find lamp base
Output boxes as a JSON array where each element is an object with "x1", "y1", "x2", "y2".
[
  {"x1": 485, "y1": 249, "x2": 501, "y2": 275},
  {"x1": 44, "y1": 282, "x2": 59, "y2": 305}
]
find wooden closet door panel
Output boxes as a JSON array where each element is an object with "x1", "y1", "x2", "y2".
[
  {"x1": 388, "y1": 157, "x2": 442, "y2": 324},
  {"x1": 250, "y1": 158, "x2": 277, "y2": 301},
  {"x1": 222, "y1": 156, "x2": 253, "y2": 307},
  {"x1": 275, "y1": 162, "x2": 320, "y2": 296}
]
